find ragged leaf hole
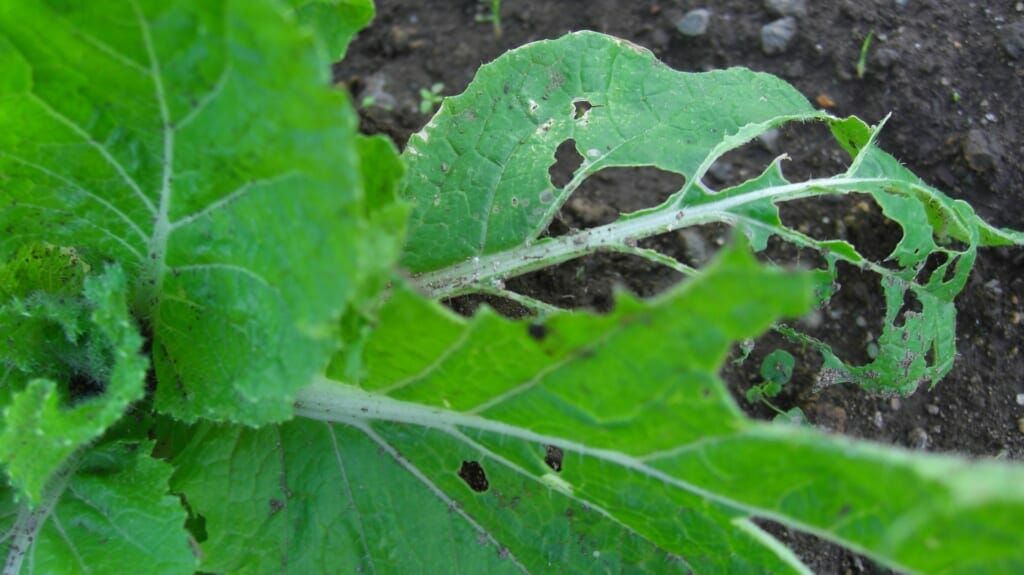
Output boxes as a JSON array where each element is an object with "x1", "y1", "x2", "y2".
[
  {"x1": 544, "y1": 165, "x2": 685, "y2": 238},
  {"x1": 458, "y1": 460, "x2": 490, "y2": 492},
  {"x1": 778, "y1": 193, "x2": 899, "y2": 265},
  {"x1": 528, "y1": 323, "x2": 548, "y2": 341},
  {"x1": 544, "y1": 445, "x2": 564, "y2": 472},
  {"x1": 549, "y1": 139, "x2": 583, "y2": 189},
  {"x1": 916, "y1": 251, "x2": 962, "y2": 285},
  {"x1": 894, "y1": 289, "x2": 923, "y2": 328},
  {"x1": 572, "y1": 99, "x2": 593, "y2": 120}
]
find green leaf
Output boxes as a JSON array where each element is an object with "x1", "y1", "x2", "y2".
[
  {"x1": 288, "y1": 0, "x2": 375, "y2": 60},
  {"x1": 759, "y1": 350, "x2": 794, "y2": 388},
  {"x1": 0, "y1": 0, "x2": 386, "y2": 424},
  {"x1": 173, "y1": 243, "x2": 818, "y2": 573},
  {"x1": 0, "y1": 264, "x2": 147, "y2": 502},
  {"x1": 168, "y1": 419, "x2": 529, "y2": 574},
  {"x1": 0, "y1": 440, "x2": 196, "y2": 575},
  {"x1": 292, "y1": 243, "x2": 1024, "y2": 574}
]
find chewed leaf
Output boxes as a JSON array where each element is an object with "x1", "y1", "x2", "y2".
[
  {"x1": 0, "y1": 264, "x2": 147, "y2": 502},
  {"x1": 400, "y1": 31, "x2": 817, "y2": 274},
  {"x1": 0, "y1": 440, "x2": 195, "y2": 575},
  {"x1": 166, "y1": 419, "x2": 528, "y2": 574},
  {"x1": 0, "y1": 1, "x2": 389, "y2": 424},
  {"x1": 401, "y1": 31, "x2": 1022, "y2": 395}
]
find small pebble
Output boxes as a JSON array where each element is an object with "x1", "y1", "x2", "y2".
[
  {"x1": 707, "y1": 160, "x2": 734, "y2": 183},
  {"x1": 766, "y1": 0, "x2": 808, "y2": 18},
  {"x1": 874, "y1": 47, "x2": 900, "y2": 68},
  {"x1": 889, "y1": 397, "x2": 901, "y2": 411},
  {"x1": 926, "y1": 404, "x2": 940, "y2": 415},
  {"x1": 1018, "y1": 417, "x2": 1024, "y2": 435},
  {"x1": 872, "y1": 410, "x2": 884, "y2": 429},
  {"x1": 908, "y1": 427, "x2": 930, "y2": 449},
  {"x1": 1015, "y1": 393, "x2": 1024, "y2": 406},
  {"x1": 757, "y1": 128, "x2": 781, "y2": 153},
  {"x1": 762, "y1": 17, "x2": 799, "y2": 55},
  {"x1": 963, "y1": 129, "x2": 999, "y2": 172},
  {"x1": 676, "y1": 8, "x2": 712, "y2": 37},
  {"x1": 1001, "y1": 21, "x2": 1024, "y2": 59}
]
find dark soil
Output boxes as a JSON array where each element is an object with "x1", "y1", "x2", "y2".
[{"x1": 336, "y1": 1, "x2": 1024, "y2": 572}]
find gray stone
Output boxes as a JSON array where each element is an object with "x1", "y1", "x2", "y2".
[
  {"x1": 757, "y1": 128, "x2": 781, "y2": 154},
  {"x1": 963, "y1": 129, "x2": 1000, "y2": 173},
  {"x1": 908, "y1": 427, "x2": 930, "y2": 450},
  {"x1": 761, "y1": 17, "x2": 798, "y2": 55},
  {"x1": 1000, "y1": 21, "x2": 1024, "y2": 59},
  {"x1": 676, "y1": 8, "x2": 712, "y2": 37},
  {"x1": 874, "y1": 47, "x2": 900, "y2": 68},
  {"x1": 766, "y1": 0, "x2": 807, "y2": 18}
]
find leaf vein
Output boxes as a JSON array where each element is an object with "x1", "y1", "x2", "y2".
[
  {"x1": 348, "y1": 419, "x2": 531, "y2": 574},
  {"x1": 325, "y1": 423, "x2": 377, "y2": 575},
  {"x1": 168, "y1": 171, "x2": 302, "y2": 232},
  {"x1": 26, "y1": 94, "x2": 155, "y2": 215},
  {"x1": 2, "y1": 152, "x2": 149, "y2": 243}
]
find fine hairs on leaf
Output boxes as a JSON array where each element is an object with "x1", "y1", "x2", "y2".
[{"x1": 2, "y1": 3, "x2": 1024, "y2": 575}]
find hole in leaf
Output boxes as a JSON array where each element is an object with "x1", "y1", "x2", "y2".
[
  {"x1": 506, "y1": 251, "x2": 686, "y2": 313},
  {"x1": 704, "y1": 134, "x2": 780, "y2": 189},
  {"x1": 757, "y1": 234, "x2": 830, "y2": 271},
  {"x1": 894, "y1": 289, "x2": 923, "y2": 328},
  {"x1": 527, "y1": 323, "x2": 548, "y2": 341},
  {"x1": 704, "y1": 120, "x2": 851, "y2": 191},
  {"x1": 544, "y1": 445, "x2": 564, "y2": 472},
  {"x1": 444, "y1": 294, "x2": 531, "y2": 319},
  {"x1": 915, "y1": 251, "x2": 949, "y2": 285},
  {"x1": 572, "y1": 99, "x2": 592, "y2": 120},
  {"x1": 942, "y1": 255, "x2": 960, "y2": 283},
  {"x1": 549, "y1": 139, "x2": 583, "y2": 189},
  {"x1": 458, "y1": 460, "x2": 490, "y2": 492},
  {"x1": 778, "y1": 193, "x2": 899, "y2": 265},
  {"x1": 775, "y1": 121, "x2": 853, "y2": 181},
  {"x1": 786, "y1": 261, "x2": 885, "y2": 368},
  {"x1": 545, "y1": 166, "x2": 685, "y2": 237},
  {"x1": 638, "y1": 222, "x2": 731, "y2": 269}
]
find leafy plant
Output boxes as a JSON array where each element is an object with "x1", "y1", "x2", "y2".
[
  {"x1": 418, "y1": 81, "x2": 445, "y2": 115},
  {"x1": 744, "y1": 350, "x2": 806, "y2": 424},
  {"x1": 2, "y1": 2, "x2": 1023, "y2": 574},
  {"x1": 475, "y1": 0, "x2": 503, "y2": 38}
]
